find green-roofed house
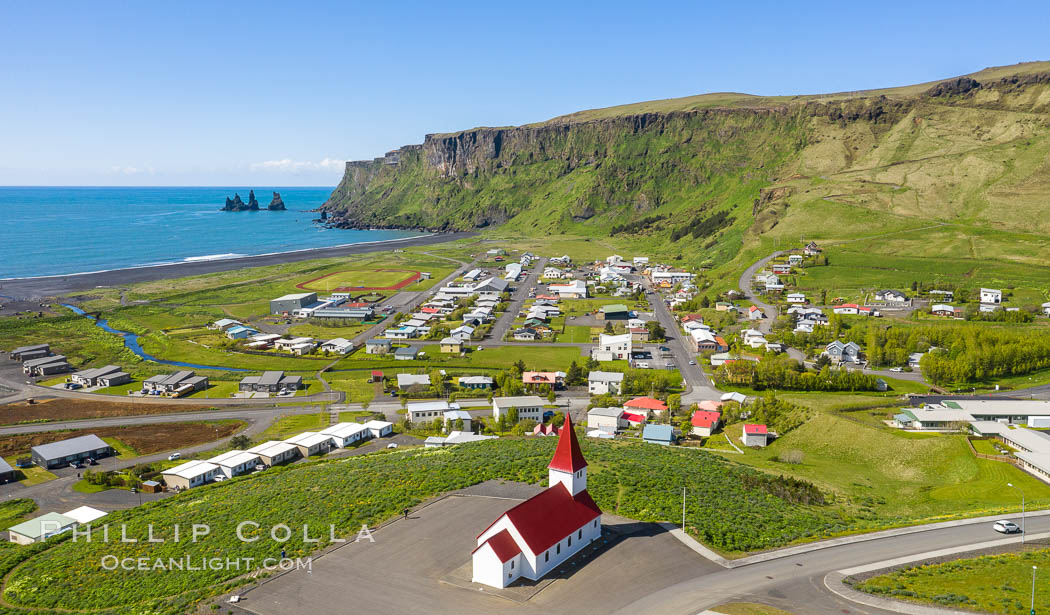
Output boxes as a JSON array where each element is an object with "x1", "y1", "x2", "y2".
[
  {"x1": 894, "y1": 410, "x2": 918, "y2": 429},
  {"x1": 8, "y1": 512, "x2": 77, "y2": 545},
  {"x1": 598, "y1": 304, "x2": 630, "y2": 321}
]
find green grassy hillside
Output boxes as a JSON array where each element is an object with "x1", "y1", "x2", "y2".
[{"x1": 322, "y1": 63, "x2": 1050, "y2": 274}]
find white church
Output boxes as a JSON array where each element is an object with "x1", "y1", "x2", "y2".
[{"x1": 471, "y1": 414, "x2": 602, "y2": 588}]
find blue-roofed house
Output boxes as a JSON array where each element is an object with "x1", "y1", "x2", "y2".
[
  {"x1": 642, "y1": 424, "x2": 676, "y2": 446},
  {"x1": 226, "y1": 326, "x2": 259, "y2": 340}
]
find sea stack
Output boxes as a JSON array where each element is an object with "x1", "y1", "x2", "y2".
[
  {"x1": 268, "y1": 192, "x2": 286, "y2": 210},
  {"x1": 221, "y1": 190, "x2": 262, "y2": 211}
]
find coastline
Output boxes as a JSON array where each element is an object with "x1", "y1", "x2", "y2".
[{"x1": 0, "y1": 231, "x2": 476, "y2": 299}]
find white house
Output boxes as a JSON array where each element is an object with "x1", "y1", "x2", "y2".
[
  {"x1": 161, "y1": 460, "x2": 220, "y2": 490},
  {"x1": 397, "y1": 373, "x2": 431, "y2": 391},
  {"x1": 407, "y1": 401, "x2": 460, "y2": 423},
  {"x1": 587, "y1": 371, "x2": 624, "y2": 395},
  {"x1": 472, "y1": 415, "x2": 601, "y2": 588},
  {"x1": 284, "y1": 432, "x2": 333, "y2": 457},
  {"x1": 321, "y1": 422, "x2": 370, "y2": 448},
  {"x1": 742, "y1": 424, "x2": 769, "y2": 447},
  {"x1": 443, "y1": 410, "x2": 473, "y2": 432},
  {"x1": 207, "y1": 450, "x2": 261, "y2": 479},
  {"x1": 586, "y1": 407, "x2": 625, "y2": 433},
  {"x1": 980, "y1": 288, "x2": 1002, "y2": 305},
  {"x1": 786, "y1": 293, "x2": 806, "y2": 304},
  {"x1": 549, "y1": 280, "x2": 588, "y2": 299},
  {"x1": 246, "y1": 441, "x2": 300, "y2": 466},
  {"x1": 363, "y1": 420, "x2": 393, "y2": 438},
  {"x1": 320, "y1": 338, "x2": 354, "y2": 354},
  {"x1": 592, "y1": 333, "x2": 632, "y2": 361},
  {"x1": 542, "y1": 267, "x2": 565, "y2": 280},
  {"x1": 492, "y1": 396, "x2": 546, "y2": 423}
]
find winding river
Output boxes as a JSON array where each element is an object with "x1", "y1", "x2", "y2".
[{"x1": 62, "y1": 304, "x2": 250, "y2": 372}]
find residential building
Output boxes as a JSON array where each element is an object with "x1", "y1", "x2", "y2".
[
  {"x1": 394, "y1": 346, "x2": 418, "y2": 361},
  {"x1": 548, "y1": 280, "x2": 588, "y2": 299},
  {"x1": 513, "y1": 328, "x2": 539, "y2": 341},
  {"x1": 161, "y1": 460, "x2": 221, "y2": 490},
  {"x1": 71, "y1": 365, "x2": 126, "y2": 387},
  {"x1": 624, "y1": 397, "x2": 667, "y2": 415},
  {"x1": 587, "y1": 407, "x2": 625, "y2": 433},
  {"x1": 741, "y1": 424, "x2": 769, "y2": 447},
  {"x1": 397, "y1": 373, "x2": 431, "y2": 391},
  {"x1": 31, "y1": 435, "x2": 114, "y2": 469},
  {"x1": 824, "y1": 341, "x2": 862, "y2": 363},
  {"x1": 523, "y1": 371, "x2": 565, "y2": 389},
  {"x1": 592, "y1": 333, "x2": 632, "y2": 361},
  {"x1": 321, "y1": 423, "x2": 370, "y2": 448},
  {"x1": 642, "y1": 424, "x2": 676, "y2": 445},
  {"x1": 226, "y1": 325, "x2": 259, "y2": 340},
  {"x1": 9, "y1": 344, "x2": 50, "y2": 361},
  {"x1": 63, "y1": 506, "x2": 107, "y2": 526},
  {"x1": 238, "y1": 371, "x2": 302, "y2": 394},
  {"x1": 21, "y1": 355, "x2": 71, "y2": 376},
  {"x1": 320, "y1": 338, "x2": 354, "y2": 354},
  {"x1": 587, "y1": 371, "x2": 624, "y2": 395},
  {"x1": 246, "y1": 441, "x2": 300, "y2": 466},
  {"x1": 443, "y1": 410, "x2": 473, "y2": 432},
  {"x1": 471, "y1": 415, "x2": 601, "y2": 589},
  {"x1": 363, "y1": 420, "x2": 393, "y2": 438},
  {"x1": 425, "y1": 431, "x2": 497, "y2": 448},
  {"x1": 690, "y1": 411, "x2": 722, "y2": 437},
  {"x1": 440, "y1": 338, "x2": 464, "y2": 353},
  {"x1": 284, "y1": 432, "x2": 333, "y2": 457},
  {"x1": 207, "y1": 450, "x2": 261, "y2": 479},
  {"x1": 980, "y1": 288, "x2": 1002, "y2": 305},
  {"x1": 365, "y1": 339, "x2": 392, "y2": 354},
  {"x1": 597, "y1": 304, "x2": 630, "y2": 321},
  {"x1": 458, "y1": 376, "x2": 493, "y2": 390},
  {"x1": 786, "y1": 293, "x2": 806, "y2": 304},
  {"x1": 874, "y1": 290, "x2": 908, "y2": 304},
  {"x1": 492, "y1": 396, "x2": 547, "y2": 423},
  {"x1": 407, "y1": 401, "x2": 460, "y2": 423},
  {"x1": 788, "y1": 254, "x2": 804, "y2": 266}
]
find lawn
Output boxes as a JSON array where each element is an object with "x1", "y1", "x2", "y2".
[
  {"x1": 297, "y1": 268, "x2": 420, "y2": 291},
  {"x1": 0, "y1": 500, "x2": 37, "y2": 531},
  {"x1": 327, "y1": 375, "x2": 378, "y2": 403},
  {"x1": 711, "y1": 413, "x2": 1050, "y2": 528},
  {"x1": 253, "y1": 413, "x2": 328, "y2": 442},
  {"x1": 857, "y1": 548, "x2": 1050, "y2": 614},
  {"x1": 337, "y1": 410, "x2": 374, "y2": 422},
  {"x1": 558, "y1": 325, "x2": 595, "y2": 343},
  {"x1": 2, "y1": 437, "x2": 855, "y2": 612},
  {"x1": 101, "y1": 436, "x2": 138, "y2": 459},
  {"x1": 4, "y1": 460, "x2": 57, "y2": 486},
  {"x1": 712, "y1": 603, "x2": 796, "y2": 615}
]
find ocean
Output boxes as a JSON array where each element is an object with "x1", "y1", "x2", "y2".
[{"x1": 0, "y1": 187, "x2": 421, "y2": 279}]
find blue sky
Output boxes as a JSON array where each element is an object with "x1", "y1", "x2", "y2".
[{"x1": 1, "y1": 1, "x2": 1047, "y2": 186}]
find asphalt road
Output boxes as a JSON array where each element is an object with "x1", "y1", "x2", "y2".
[
  {"x1": 738, "y1": 250, "x2": 782, "y2": 335},
  {"x1": 613, "y1": 512, "x2": 1044, "y2": 614},
  {"x1": 487, "y1": 257, "x2": 548, "y2": 342},
  {"x1": 0, "y1": 232, "x2": 477, "y2": 299}
]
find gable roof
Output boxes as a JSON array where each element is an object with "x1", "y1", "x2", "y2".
[
  {"x1": 642, "y1": 424, "x2": 675, "y2": 441},
  {"x1": 472, "y1": 528, "x2": 522, "y2": 562},
  {"x1": 548, "y1": 414, "x2": 587, "y2": 473},
  {"x1": 481, "y1": 482, "x2": 601, "y2": 555},
  {"x1": 691, "y1": 410, "x2": 721, "y2": 428},
  {"x1": 624, "y1": 397, "x2": 667, "y2": 411},
  {"x1": 743, "y1": 423, "x2": 768, "y2": 435}
]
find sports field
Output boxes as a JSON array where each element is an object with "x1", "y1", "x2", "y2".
[{"x1": 297, "y1": 268, "x2": 421, "y2": 291}]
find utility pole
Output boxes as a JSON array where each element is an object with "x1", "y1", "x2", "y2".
[
  {"x1": 1031, "y1": 565, "x2": 1037, "y2": 615},
  {"x1": 681, "y1": 487, "x2": 686, "y2": 529},
  {"x1": 1009, "y1": 482, "x2": 1026, "y2": 543}
]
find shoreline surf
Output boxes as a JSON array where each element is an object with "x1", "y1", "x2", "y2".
[{"x1": 0, "y1": 231, "x2": 476, "y2": 299}]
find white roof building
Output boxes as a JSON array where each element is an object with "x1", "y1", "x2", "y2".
[{"x1": 63, "y1": 506, "x2": 107, "y2": 525}]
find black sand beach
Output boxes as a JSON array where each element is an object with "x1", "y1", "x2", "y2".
[{"x1": 0, "y1": 232, "x2": 476, "y2": 299}]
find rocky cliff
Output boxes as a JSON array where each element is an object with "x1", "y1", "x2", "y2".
[
  {"x1": 268, "y1": 191, "x2": 286, "y2": 210},
  {"x1": 321, "y1": 64, "x2": 1050, "y2": 262}
]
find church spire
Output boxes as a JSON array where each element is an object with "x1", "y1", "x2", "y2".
[{"x1": 548, "y1": 413, "x2": 587, "y2": 473}]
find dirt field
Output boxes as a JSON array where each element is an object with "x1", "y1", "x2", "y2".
[
  {"x1": 0, "y1": 420, "x2": 244, "y2": 458},
  {"x1": 0, "y1": 398, "x2": 211, "y2": 425}
]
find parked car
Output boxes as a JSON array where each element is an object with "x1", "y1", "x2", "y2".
[
  {"x1": 688, "y1": 360, "x2": 697, "y2": 366},
  {"x1": 213, "y1": 475, "x2": 226, "y2": 482},
  {"x1": 255, "y1": 464, "x2": 268, "y2": 472},
  {"x1": 889, "y1": 367, "x2": 904, "y2": 373},
  {"x1": 64, "y1": 382, "x2": 82, "y2": 390},
  {"x1": 86, "y1": 458, "x2": 97, "y2": 466},
  {"x1": 69, "y1": 461, "x2": 83, "y2": 469},
  {"x1": 167, "y1": 452, "x2": 181, "y2": 461},
  {"x1": 993, "y1": 520, "x2": 1021, "y2": 534},
  {"x1": 386, "y1": 443, "x2": 398, "y2": 449},
  {"x1": 659, "y1": 346, "x2": 670, "y2": 352}
]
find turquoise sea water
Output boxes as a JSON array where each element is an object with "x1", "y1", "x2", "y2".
[{"x1": 0, "y1": 187, "x2": 420, "y2": 279}]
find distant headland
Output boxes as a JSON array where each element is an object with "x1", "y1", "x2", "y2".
[{"x1": 222, "y1": 190, "x2": 286, "y2": 211}]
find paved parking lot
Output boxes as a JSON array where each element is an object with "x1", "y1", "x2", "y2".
[{"x1": 236, "y1": 485, "x2": 716, "y2": 615}]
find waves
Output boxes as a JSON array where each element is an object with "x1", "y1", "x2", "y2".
[{"x1": 182, "y1": 253, "x2": 246, "y2": 263}]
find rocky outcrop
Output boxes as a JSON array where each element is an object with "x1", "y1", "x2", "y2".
[
  {"x1": 268, "y1": 192, "x2": 286, "y2": 210},
  {"x1": 221, "y1": 189, "x2": 263, "y2": 211}
]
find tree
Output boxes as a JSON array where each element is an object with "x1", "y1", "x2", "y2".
[
  {"x1": 512, "y1": 359, "x2": 527, "y2": 375},
  {"x1": 507, "y1": 406, "x2": 519, "y2": 425},
  {"x1": 497, "y1": 413, "x2": 509, "y2": 435},
  {"x1": 604, "y1": 321, "x2": 615, "y2": 334},
  {"x1": 361, "y1": 399, "x2": 370, "y2": 412},
  {"x1": 566, "y1": 361, "x2": 585, "y2": 386},
  {"x1": 646, "y1": 320, "x2": 666, "y2": 341},
  {"x1": 547, "y1": 389, "x2": 556, "y2": 404},
  {"x1": 815, "y1": 353, "x2": 831, "y2": 369},
  {"x1": 400, "y1": 417, "x2": 413, "y2": 432},
  {"x1": 453, "y1": 418, "x2": 464, "y2": 431},
  {"x1": 700, "y1": 296, "x2": 711, "y2": 308},
  {"x1": 550, "y1": 411, "x2": 566, "y2": 428},
  {"x1": 667, "y1": 393, "x2": 682, "y2": 419},
  {"x1": 431, "y1": 418, "x2": 443, "y2": 432},
  {"x1": 400, "y1": 394, "x2": 408, "y2": 408},
  {"x1": 230, "y1": 435, "x2": 250, "y2": 450},
  {"x1": 512, "y1": 419, "x2": 538, "y2": 436},
  {"x1": 679, "y1": 418, "x2": 693, "y2": 436}
]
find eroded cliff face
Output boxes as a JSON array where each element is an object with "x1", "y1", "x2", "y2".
[{"x1": 319, "y1": 71, "x2": 1050, "y2": 235}]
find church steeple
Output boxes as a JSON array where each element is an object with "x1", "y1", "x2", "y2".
[{"x1": 547, "y1": 414, "x2": 588, "y2": 495}]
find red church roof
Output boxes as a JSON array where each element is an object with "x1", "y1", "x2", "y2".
[
  {"x1": 548, "y1": 414, "x2": 587, "y2": 473},
  {"x1": 477, "y1": 483, "x2": 601, "y2": 555},
  {"x1": 471, "y1": 529, "x2": 521, "y2": 563},
  {"x1": 624, "y1": 397, "x2": 667, "y2": 411}
]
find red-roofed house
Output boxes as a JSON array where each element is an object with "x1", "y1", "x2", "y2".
[
  {"x1": 622, "y1": 412, "x2": 646, "y2": 426},
  {"x1": 690, "y1": 411, "x2": 722, "y2": 437},
  {"x1": 533, "y1": 423, "x2": 559, "y2": 437},
  {"x1": 370, "y1": 370, "x2": 384, "y2": 383},
  {"x1": 624, "y1": 397, "x2": 667, "y2": 415},
  {"x1": 472, "y1": 415, "x2": 602, "y2": 588},
  {"x1": 522, "y1": 371, "x2": 566, "y2": 389},
  {"x1": 696, "y1": 400, "x2": 723, "y2": 412},
  {"x1": 742, "y1": 423, "x2": 769, "y2": 447}
]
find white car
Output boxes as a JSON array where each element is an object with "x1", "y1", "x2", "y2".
[
  {"x1": 993, "y1": 520, "x2": 1021, "y2": 534},
  {"x1": 213, "y1": 475, "x2": 226, "y2": 482},
  {"x1": 889, "y1": 367, "x2": 903, "y2": 373},
  {"x1": 167, "y1": 453, "x2": 181, "y2": 461},
  {"x1": 386, "y1": 443, "x2": 398, "y2": 449}
]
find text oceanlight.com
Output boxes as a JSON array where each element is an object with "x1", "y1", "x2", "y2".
[{"x1": 101, "y1": 556, "x2": 312, "y2": 572}]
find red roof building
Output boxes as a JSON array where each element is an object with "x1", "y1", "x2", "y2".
[
  {"x1": 624, "y1": 397, "x2": 667, "y2": 412},
  {"x1": 743, "y1": 424, "x2": 768, "y2": 434},
  {"x1": 691, "y1": 410, "x2": 722, "y2": 428},
  {"x1": 622, "y1": 412, "x2": 646, "y2": 424},
  {"x1": 472, "y1": 413, "x2": 602, "y2": 588}
]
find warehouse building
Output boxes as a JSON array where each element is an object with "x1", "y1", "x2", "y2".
[
  {"x1": 270, "y1": 292, "x2": 319, "y2": 315},
  {"x1": 31, "y1": 435, "x2": 114, "y2": 469},
  {"x1": 161, "y1": 460, "x2": 220, "y2": 490},
  {"x1": 238, "y1": 371, "x2": 303, "y2": 394},
  {"x1": 71, "y1": 365, "x2": 126, "y2": 387},
  {"x1": 207, "y1": 450, "x2": 261, "y2": 479},
  {"x1": 8, "y1": 344, "x2": 50, "y2": 361},
  {"x1": 22, "y1": 355, "x2": 70, "y2": 376},
  {"x1": 8, "y1": 512, "x2": 77, "y2": 545}
]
